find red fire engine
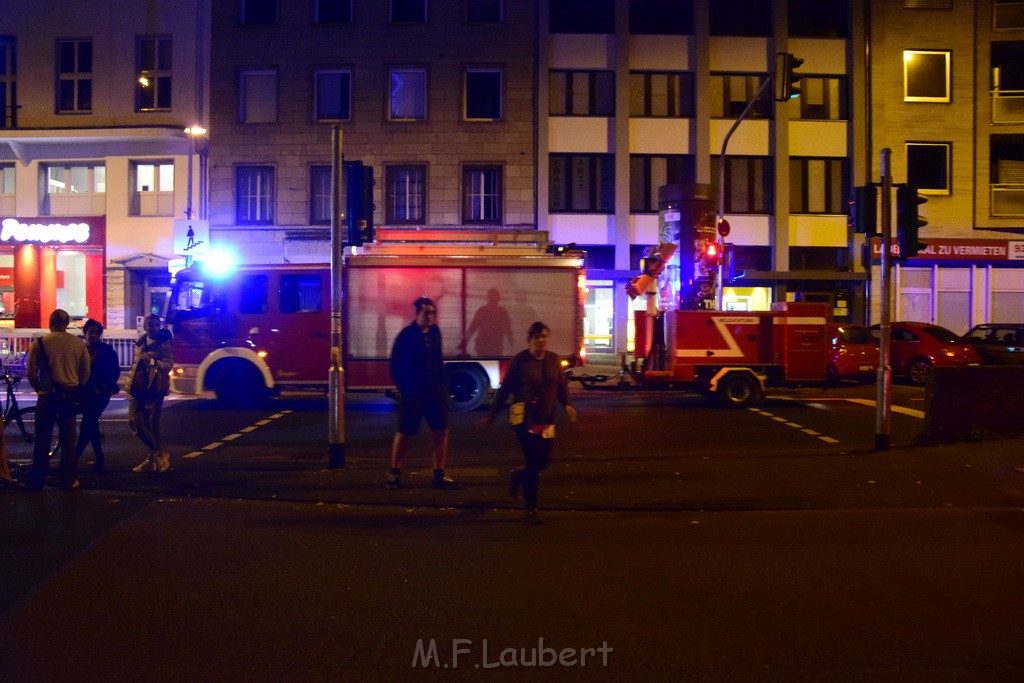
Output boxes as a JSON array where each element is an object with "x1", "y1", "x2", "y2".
[
  {"x1": 632, "y1": 302, "x2": 833, "y2": 407},
  {"x1": 166, "y1": 229, "x2": 585, "y2": 410}
]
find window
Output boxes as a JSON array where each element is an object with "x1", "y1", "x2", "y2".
[
  {"x1": 391, "y1": 0, "x2": 426, "y2": 22},
  {"x1": 131, "y1": 161, "x2": 175, "y2": 216},
  {"x1": 711, "y1": 156, "x2": 772, "y2": 214},
  {"x1": 907, "y1": 142, "x2": 951, "y2": 194},
  {"x1": 239, "y1": 275, "x2": 268, "y2": 314},
  {"x1": 43, "y1": 163, "x2": 105, "y2": 215},
  {"x1": 549, "y1": 71, "x2": 615, "y2": 116},
  {"x1": 630, "y1": 155, "x2": 695, "y2": 212},
  {"x1": 550, "y1": 0, "x2": 614, "y2": 33},
  {"x1": 236, "y1": 166, "x2": 274, "y2": 224},
  {"x1": 1, "y1": 37, "x2": 15, "y2": 128},
  {"x1": 241, "y1": 0, "x2": 277, "y2": 25},
  {"x1": 710, "y1": 0, "x2": 771, "y2": 36},
  {"x1": 136, "y1": 37, "x2": 172, "y2": 112},
  {"x1": 316, "y1": 0, "x2": 352, "y2": 23},
  {"x1": 387, "y1": 165, "x2": 426, "y2": 223},
  {"x1": 281, "y1": 274, "x2": 322, "y2": 313},
  {"x1": 465, "y1": 69, "x2": 502, "y2": 120},
  {"x1": 629, "y1": 72, "x2": 694, "y2": 117},
  {"x1": 630, "y1": 0, "x2": 693, "y2": 34},
  {"x1": 788, "y1": 0, "x2": 849, "y2": 38},
  {"x1": 709, "y1": 74, "x2": 772, "y2": 118},
  {"x1": 549, "y1": 154, "x2": 615, "y2": 213},
  {"x1": 240, "y1": 70, "x2": 277, "y2": 123},
  {"x1": 310, "y1": 165, "x2": 331, "y2": 224},
  {"x1": 467, "y1": 0, "x2": 502, "y2": 22},
  {"x1": 795, "y1": 77, "x2": 847, "y2": 120},
  {"x1": 463, "y1": 166, "x2": 502, "y2": 224},
  {"x1": 315, "y1": 69, "x2": 351, "y2": 121},
  {"x1": 0, "y1": 164, "x2": 13, "y2": 215},
  {"x1": 904, "y1": 50, "x2": 951, "y2": 102},
  {"x1": 56, "y1": 39, "x2": 92, "y2": 113},
  {"x1": 789, "y1": 158, "x2": 848, "y2": 214},
  {"x1": 389, "y1": 69, "x2": 426, "y2": 120}
]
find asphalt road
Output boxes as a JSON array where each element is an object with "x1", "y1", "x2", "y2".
[{"x1": 2, "y1": 382, "x2": 1023, "y2": 680}]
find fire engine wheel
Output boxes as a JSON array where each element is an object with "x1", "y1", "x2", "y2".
[
  {"x1": 214, "y1": 365, "x2": 269, "y2": 408},
  {"x1": 446, "y1": 365, "x2": 488, "y2": 412},
  {"x1": 715, "y1": 373, "x2": 762, "y2": 408},
  {"x1": 908, "y1": 357, "x2": 931, "y2": 385}
]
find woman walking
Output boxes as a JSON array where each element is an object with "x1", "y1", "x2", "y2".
[
  {"x1": 482, "y1": 321, "x2": 577, "y2": 524},
  {"x1": 129, "y1": 314, "x2": 173, "y2": 473},
  {"x1": 75, "y1": 319, "x2": 121, "y2": 473}
]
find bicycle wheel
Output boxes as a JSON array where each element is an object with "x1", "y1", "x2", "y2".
[{"x1": 4, "y1": 406, "x2": 35, "y2": 442}]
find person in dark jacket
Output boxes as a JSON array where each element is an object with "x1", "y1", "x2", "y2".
[
  {"x1": 75, "y1": 319, "x2": 121, "y2": 473},
  {"x1": 386, "y1": 297, "x2": 458, "y2": 490},
  {"x1": 128, "y1": 314, "x2": 174, "y2": 474},
  {"x1": 483, "y1": 321, "x2": 577, "y2": 524}
]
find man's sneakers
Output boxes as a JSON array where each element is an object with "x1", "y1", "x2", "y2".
[
  {"x1": 432, "y1": 475, "x2": 460, "y2": 490},
  {"x1": 385, "y1": 473, "x2": 401, "y2": 490}
]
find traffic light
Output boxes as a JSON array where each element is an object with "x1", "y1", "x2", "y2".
[
  {"x1": 896, "y1": 184, "x2": 927, "y2": 259},
  {"x1": 775, "y1": 52, "x2": 804, "y2": 102},
  {"x1": 344, "y1": 162, "x2": 375, "y2": 246},
  {"x1": 849, "y1": 184, "x2": 878, "y2": 235},
  {"x1": 701, "y1": 241, "x2": 722, "y2": 269}
]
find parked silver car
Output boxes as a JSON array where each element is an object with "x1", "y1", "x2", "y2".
[{"x1": 962, "y1": 324, "x2": 1024, "y2": 365}]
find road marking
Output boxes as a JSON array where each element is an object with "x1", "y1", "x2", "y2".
[
  {"x1": 255, "y1": 419, "x2": 272, "y2": 426},
  {"x1": 844, "y1": 398, "x2": 925, "y2": 419},
  {"x1": 203, "y1": 442, "x2": 223, "y2": 450},
  {"x1": 222, "y1": 433, "x2": 242, "y2": 441},
  {"x1": 183, "y1": 451, "x2": 204, "y2": 459},
  {"x1": 748, "y1": 408, "x2": 843, "y2": 445},
  {"x1": 240, "y1": 426, "x2": 258, "y2": 433},
  {"x1": 185, "y1": 410, "x2": 294, "y2": 458}
]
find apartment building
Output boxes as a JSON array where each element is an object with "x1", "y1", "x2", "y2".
[
  {"x1": 0, "y1": 0, "x2": 210, "y2": 330},
  {"x1": 205, "y1": 0, "x2": 537, "y2": 260},
  {"x1": 867, "y1": 0, "x2": 1024, "y2": 334}
]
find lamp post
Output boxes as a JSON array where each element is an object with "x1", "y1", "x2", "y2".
[{"x1": 184, "y1": 125, "x2": 207, "y2": 221}]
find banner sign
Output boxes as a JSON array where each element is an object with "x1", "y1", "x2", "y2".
[
  {"x1": 0, "y1": 216, "x2": 106, "y2": 247},
  {"x1": 871, "y1": 237, "x2": 1024, "y2": 262}
]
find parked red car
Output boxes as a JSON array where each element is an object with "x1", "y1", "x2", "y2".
[
  {"x1": 869, "y1": 321, "x2": 982, "y2": 385},
  {"x1": 827, "y1": 324, "x2": 879, "y2": 384}
]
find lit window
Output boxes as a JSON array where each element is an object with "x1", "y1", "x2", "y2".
[
  {"x1": 43, "y1": 163, "x2": 106, "y2": 216},
  {"x1": 387, "y1": 165, "x2": 426, "y2": 223},
  {"x1": 136, "y1": 37, "x2": 172, "y2": 112},
  {"x1": 236, "y1": 166, "x2": 274, "y2": 224},
  {"x1": 549, "y1": 71, "x2": 615, "y2": 116},
  {"x1": 131, "y1": 161, "x2": 175, "y2": 216},
  {"x1": 389, "y1": 69, "x2": 426, "y2": 120},
  {"x1": 629, "y1": 72, "x2": 693, "y2": 117},
  {"x1": 463, "y1": 166, "x2": 502, "y2": 224},
  {"x1": 904, "y1": 50, "x2": 951, "y2": 103}
]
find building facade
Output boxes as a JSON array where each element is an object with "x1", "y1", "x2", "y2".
[{"x1": 0, "y1": 0, "x2": 210, "y2": 330}]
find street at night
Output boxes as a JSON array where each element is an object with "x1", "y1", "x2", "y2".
[{"x1": 3, "y1": 381, "x2": 1024, "y2": 680}]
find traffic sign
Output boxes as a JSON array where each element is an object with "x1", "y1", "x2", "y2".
[{"x1": 717, "y1": 218, "x2": 731, "y2": 238}]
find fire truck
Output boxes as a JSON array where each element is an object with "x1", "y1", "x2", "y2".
[
  {"x1": 165, "y1": 229, "x2": 585, "y2": 410},
  {"x1": 631, "y1": 302, "x2": 833, "y2": 407}
]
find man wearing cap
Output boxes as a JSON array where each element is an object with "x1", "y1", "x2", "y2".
[{"x1": 386, "y1": 297, "x2": 458, "y2": 490}]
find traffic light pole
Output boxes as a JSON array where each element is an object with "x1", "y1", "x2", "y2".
[
  {"x1": 716, "y1": 74, "x2": 775, "y2": 310},
  {"x1": 328, "y1": 124, "x2": 346, "y2": 468},
  {"x1": 875, "y1": 149, "x2": 893, "y2": 452}
]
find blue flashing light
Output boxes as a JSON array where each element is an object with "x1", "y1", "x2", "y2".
[{"x1": 200, "y1": 246, "x2": 238, "y2": 279}]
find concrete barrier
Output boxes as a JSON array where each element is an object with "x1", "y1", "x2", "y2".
[{"x1": 921, "y1": 365, "x2": 1024, "y2": 443}]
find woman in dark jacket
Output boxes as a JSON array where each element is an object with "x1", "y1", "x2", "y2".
[
  {"x1": 128, "y1": 314, "x2": 174, "y2": 473},
  {"x1": 75, "y1": 319, "x2": 121, "y2": 473},
  {"x1": 482, "y1": 321, "x2": 577, "y2": 524}
]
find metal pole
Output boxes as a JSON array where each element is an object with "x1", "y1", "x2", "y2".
[
  {"x1": 875, "y1": 148, "x2": 893, "y2": 451},
  {"x1": 716, "y1": 74, "x2": 775, "y2": 310},
  {"x1": 328, "y1": 124, "x2": 346, "y2": 468},
  {"x1": 186, "y1": 134, "x2": 195, "y2": 220}
]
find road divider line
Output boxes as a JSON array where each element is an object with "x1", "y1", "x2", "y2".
[
  {"x1": 183, "y1": 451, "x2": 205, "y2": 459},
  {"x1": 255, "y1": 419, "x2": 272, "y2": 426},
  {"x1": 202, "y1": 442, "x2": 223, "y2": 451},
  {"x1": 222, "y1": 433, "x2": 242, "y2": 441},
  {"x1": 845, "y1": 398, "x2": 925, "y2": 419},
  {"x1": 748, "y1": 409, "x2": 843, "y2": 445},
  {"x1": 185, "y1": 410, "x2": 293, "y2": 459},
  {"x1": 240, "y1": 426, "x2": 258, "y2": 433}
]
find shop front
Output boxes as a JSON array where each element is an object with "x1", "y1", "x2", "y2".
[{"x1": 0, "y1": 216, "x2": 105, "y2": 328}]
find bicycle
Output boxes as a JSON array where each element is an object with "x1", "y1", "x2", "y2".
[{"x1": 1, "y1": 366, "x2": 36, "y2": 442}]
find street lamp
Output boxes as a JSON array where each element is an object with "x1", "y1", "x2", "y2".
[{"x1": 184, "y1": 125, "x2": 207, "y2": 220}]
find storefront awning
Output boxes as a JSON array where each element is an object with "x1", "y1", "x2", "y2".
[{"x1": 0, "y1": 126, "x2": 193, "y2": 165}]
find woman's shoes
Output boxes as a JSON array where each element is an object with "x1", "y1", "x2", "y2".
[
  {"x1": 156, "y1": 451, "x2": 171, "y2": 473},
  {"x1": 131, "y1": 453, "x2": 156, "y2": 472},
  {"x1": 131, "y1": 451, "x2": 171, "y2": 473}
]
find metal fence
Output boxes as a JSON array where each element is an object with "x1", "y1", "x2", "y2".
[{"x1": 0, "y1": 328, "x2": 140, "y2": 374}]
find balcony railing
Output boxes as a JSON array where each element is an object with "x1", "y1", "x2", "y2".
[
  {"x1": 990, "y1": 183, "x2": 1024, "y2": 216},
  {"x1": 991, "y1": 89, "x2": 1024, "y2": 123}
]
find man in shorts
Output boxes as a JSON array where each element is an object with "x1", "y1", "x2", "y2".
[{"x1": 387, "y1": 297, "x2": 458, "y2": 490}]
